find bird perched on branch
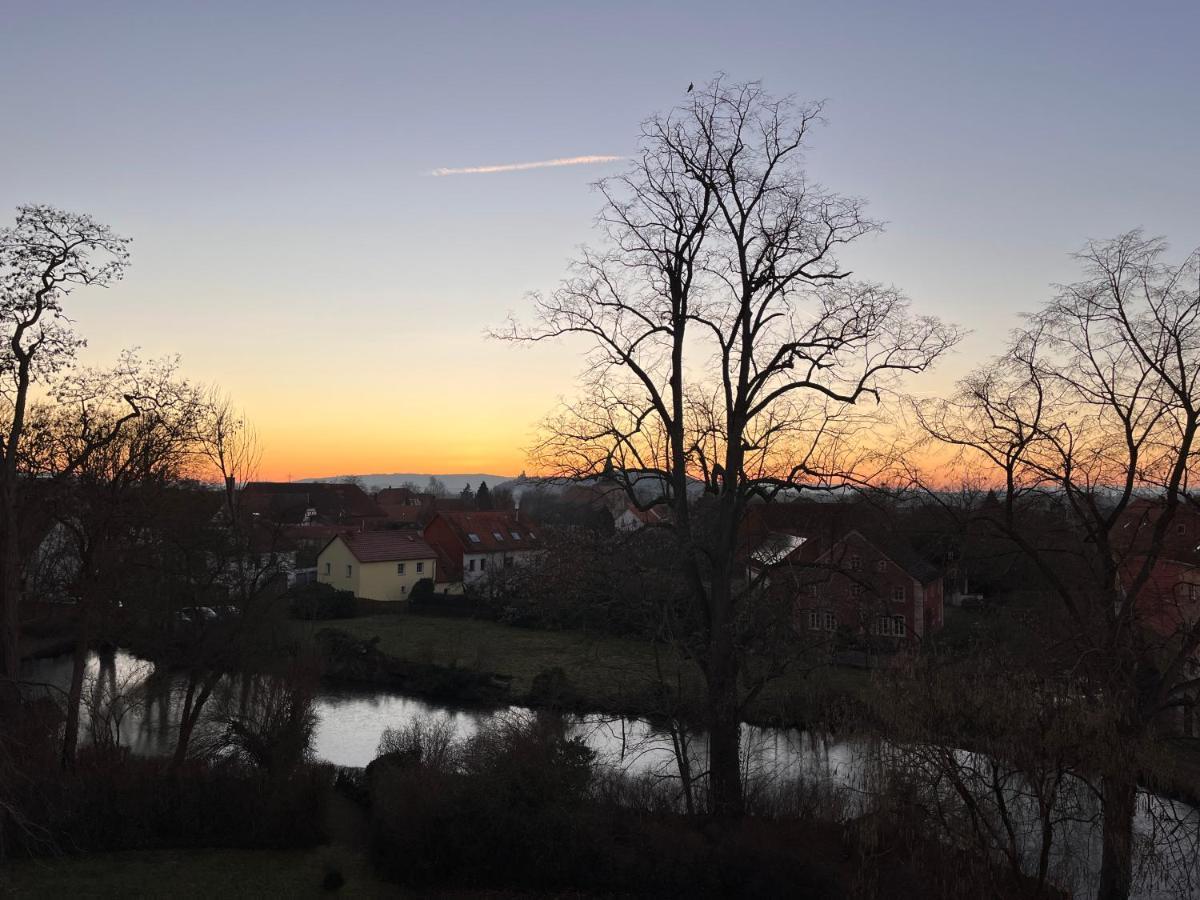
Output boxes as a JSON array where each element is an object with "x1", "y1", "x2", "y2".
[{"x1": 687, "y1": 82, "x2": 694, "y2": 92}]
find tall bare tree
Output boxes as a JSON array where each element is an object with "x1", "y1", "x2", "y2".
[
  {"x1": 917, "y1": 232, "x2": 1200, "y2": 900},
  {"x1": 196, "y1": 387, "x2": 261, "y2": 524},
  {"x1": 501, "y1": 78, "x2": 960, "y2": 815},
  {"x1": 0, "y1": 205, "x2": 129, "y2": 689},
  {"x1": 27, "y1": 357, "x2": 201, "y2": 767}
]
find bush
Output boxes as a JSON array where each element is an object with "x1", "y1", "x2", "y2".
[
  {"x1": 287, "y1": 582, "x2": 355, "y2": 620},
  {"x1": 365, "y1": 715, "x2": 848, "y2": 896},
  {"x1": 3, "y1": 754, "x2": 332, "y2": 858}
]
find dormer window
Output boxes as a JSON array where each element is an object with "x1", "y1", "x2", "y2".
[
  {"x1": 468, "y1": 533, "x2": 481, "y2": 543},
  {"x1": 511, "y1": 532, "x2": 521, "y2": 540},
  {"x1": 493, "y1": 532, "x2": 504, "y2": 541}
]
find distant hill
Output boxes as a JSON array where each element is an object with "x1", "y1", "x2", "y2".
[{"x1": 299, "y1": 473, "x2": 513, "y2": 495}]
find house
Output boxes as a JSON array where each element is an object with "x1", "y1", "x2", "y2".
[
  {"x1": 316, "y1": 531, "x2": 438, "y2": 602},
  {"x1": 421, "y1": 510, "x2": 542, "y2": 591},
  {"x1": 614, "y1": 500, "x2": 669, "y2": 532},
  {"x1": 240, "y1": 482, "x2": 388, "y2": 531},
  {"x1": 743, "y1": 502, "x2": 944, "y2": 642},
  {"x1": 1115, "y1": 499, "x2": 1200, "y2": 644}
]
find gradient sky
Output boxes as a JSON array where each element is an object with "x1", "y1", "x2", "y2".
[{"x1": 3, "y1": 1, "x2": 1198, "y2": 479}]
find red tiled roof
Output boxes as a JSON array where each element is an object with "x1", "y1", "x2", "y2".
[
  {"x1": 428, "y1": 510, "x2": 542, "y2": 554},
  {"x1": 375, "y1": 487, "x2": 422, "y2": 505},
  {"x1": 241, "y1": 482, "x2": 386, "y2": 525},
  {"x1": 378, "y1": 503, "x2": 427, "y2": 525},
  {"x1": 333, "y1": 531, "x2": 438, "y2": 563}
]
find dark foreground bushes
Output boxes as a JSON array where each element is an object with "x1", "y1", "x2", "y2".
[
  {"x1": 364, "y1": 715, "x2": 846, "y2": 898},
  {"x1": 287, "y1": 581, "x2": 355, "y2": 620},
  {"x1": 3, "y1": 750, "x2": 331, "y2": 858}
]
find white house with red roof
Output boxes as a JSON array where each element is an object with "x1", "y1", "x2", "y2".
[
  {"x1": 421, "y1": 510, "x2": 542, "y2": 590},
  {"x1": 316, "y1": 531, "x2": 438, "y2": 602}
]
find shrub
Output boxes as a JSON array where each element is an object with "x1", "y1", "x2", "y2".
[
  {"x1": 287, "y1": 582, "x2": 355, "y2": 620},
  {"x1": 2, "y1": 754, "x2": 332, "y2": 858}
]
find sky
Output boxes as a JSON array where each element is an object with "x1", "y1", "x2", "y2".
[{"x1": 2, "y1": 1, "x2": 1198, "y2": 480}]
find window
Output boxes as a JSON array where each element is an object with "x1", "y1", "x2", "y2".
[
  {"x1": 468, "y1": 559, "x2": 476, "y2": 572},
  {"x1": 323, "y1": 562, "x2": 331, "y2": 575},
  {"x1": 892, "y1": 586, "x2": 905, "y2": 603},
  {"x1": 397, "y1": 563, "x2": 406, "y2": 575},
  {"x1": 527, "y1": 531, "x2": 537, "y2": 539},
  {"x1": 1178, "y1": 524, "x2": 1188, "y2": 536},
  {"x1": 850, "y1": 583, "x2": 865, "y2": 598},
  {"x1": 806, "y1": 610, "x2": 836, "y2": 631},
  {"x1": 416, "y1": 562, "x2": 424, "y2": 573},
  {"x1": 849, "y1": 555, "x2": 862, "y2": 572},
  {"x1": 493, "y1": 531, "x2": 505, "y2": 541},
  {"x1": 468, "y1": 533, "x2": 481, "y2": 543},
  {"x1": 876, "y1": 560, "x2": 887, "y2": 573},
  {"x1": 806, "y1": 584, "x2": 820, "y2": 598},
  {"x1": 480, "y1": 558, "x2": 487, "y2": 571},
  {"x1": 345, "y1": 564, "x2": 352, "y2": 577},
  {"x1": 505, "y1": 556, "x2": 514, "y2": 568},
  {"x1": 401, "y1": 585, "x2": 406, "y2": 594},
  {"x1": 511, "y1": 531, "x2": 522, "y2": 540},
  {"x1": 875, "y1": 615, "x2": 907, "y2": 637}
]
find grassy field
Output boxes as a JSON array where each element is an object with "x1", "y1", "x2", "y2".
[
  {"x1": 287, "y1": 612, "x2": 872, "y2": 725},
  {"x1": 0, "y1": 847, "x2": 394, "y2": 899}
]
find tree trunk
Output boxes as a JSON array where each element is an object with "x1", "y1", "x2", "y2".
[
  {"x1": 172, "y1": 674, "x2": 199, "y2": 772},
  {"x1": 0, "y1": 501, "x2": 22, "y2": 695},
  {"x1": 60, "y1": 626, "x2": 90, "y2": 768},
  {"x1": 706, "y1": 684, "x2": 742, "y2": 816},
  {"x1": 171, "y1": 671, "x2": 216, "y2": 773},
  {"x1": 705, "y1": 640, "x2": 743, "y2": 818},
  {"x1": 1097, "y1": 769, "x2": 1137, "y2": 900}
]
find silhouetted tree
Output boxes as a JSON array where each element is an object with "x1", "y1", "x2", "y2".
[
  {"x1": 500, "y1": 78, "x2": 959, "y2": 815},
  {"x1": 476, "y1": 481, "x2": 493, "y2": 510},
  {"x1": 26, "y1": 357, "x2": 200, "y2": 767},
  {"x1": 917, "y1": 232, "x2": 1200, "y2": 900},
  {"x1": 0, "y1": 205, "x2": 130, "y2": 689}
]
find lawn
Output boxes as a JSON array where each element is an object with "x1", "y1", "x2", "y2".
[
  {"x1": 288, "y1": 613, "x2": 872, "y2": 725},
  {"x1": 0, "y1": 847, "x2": 394, "y2": 899}
]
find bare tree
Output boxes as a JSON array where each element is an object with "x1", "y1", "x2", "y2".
[
  {"x1": 500, "y1": 78, "x2": 960, "y2": 815},
  {"x1": 29, "y1": 356, "x2": 201, "y2": 767},
  {"x1": 196, "y1": 386, "x2": 261, "y2": 523},
  {"x1": 0, "y1": 205, "x2": 129, "y2": 689},
  {"x1": 916, "y1": 232, "x2": 1200, "y2": 900}
]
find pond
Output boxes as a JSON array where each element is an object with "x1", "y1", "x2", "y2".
[{"x1": 22, "y1": 650, "x2": 1200, "y2": 899}]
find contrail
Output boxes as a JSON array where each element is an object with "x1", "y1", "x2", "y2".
[{"x1": 429, "y1": 155, "x2": 623, "y2": 177}]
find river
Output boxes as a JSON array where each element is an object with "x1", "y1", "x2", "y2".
[{"x1": 21, "y1": 650, "x2": 1200, "y2": 899}]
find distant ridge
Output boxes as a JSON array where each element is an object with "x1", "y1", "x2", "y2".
[{"x1": 298, "y1": 473, "x2": 514, "y2": 494}]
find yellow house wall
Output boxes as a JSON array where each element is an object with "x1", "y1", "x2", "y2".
[
  {"x1": 317, "y1": 537, "x2": 436, "y2": 602},
  {"x1": 317, "y1": 538, "x2": 359, "y2": 594},
  {"x1": 355, "y1": 557, "x2": 436, "y2": 602}
]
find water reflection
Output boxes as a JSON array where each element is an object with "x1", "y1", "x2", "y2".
[{"x1": 21, "y1": 651, "x2": 1200, "y2": 900}]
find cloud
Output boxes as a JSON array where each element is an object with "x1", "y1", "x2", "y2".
[{"x1": 429, "y1": 154, "x2": 623, "y2": 177}]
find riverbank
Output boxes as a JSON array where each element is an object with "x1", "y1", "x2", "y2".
[{"x1": 288, "y1": 612, "x2": 874, "y2": 729}]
